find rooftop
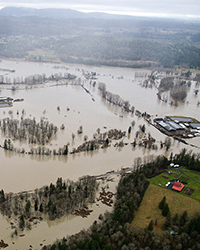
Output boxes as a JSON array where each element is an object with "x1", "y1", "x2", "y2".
[
  {"x1": 172, "y1": 181, "x2": 185, "y2": 192},
  {"x1": 170, "y1": 117, "x2": 193, "y2": 123}
]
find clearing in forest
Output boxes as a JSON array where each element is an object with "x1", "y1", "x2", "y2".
[
  {"x1": 148, "y1": 167, "x2": 200, "y2": 201},
  {"x1": 133, "y1": 183, "x2": 200, "y2": 230}
]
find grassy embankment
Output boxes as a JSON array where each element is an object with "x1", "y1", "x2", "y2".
[
  {"x1": 133, "y1": 168, "x2": 200, "y2": 229},
  {"x1": 27, "y1": 49, "x2": 58, "y2": 62}
]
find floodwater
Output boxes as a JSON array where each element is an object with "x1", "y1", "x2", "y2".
[{"x1": 0, "y1": 59, "x2": 200, "y2": 249}]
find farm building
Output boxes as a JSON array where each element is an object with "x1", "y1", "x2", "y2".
[
  {"x1": 154, "y1": 116, "x2": 200, "y2": 138},
  {"x1": 172, "y1": 181, "x2": 185, "y2": 192},
  {"x1": 190, "y1": 123, "x2": 200, "y2": 129},
  {"x1": 158, "y1": 121, "x2": 176, "y2": 131},
  {"x1": 167, "y1": 121, "x2": 184, "y2": 130},
  {"x1": 169, "y1": 117, "x2": 193, "y2": 123}
]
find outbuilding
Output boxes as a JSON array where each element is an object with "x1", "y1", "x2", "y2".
[{"x1": 172, "y1": 181, "x2": 185, "y2": 192}]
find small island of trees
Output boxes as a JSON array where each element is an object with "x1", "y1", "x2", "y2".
[{"x1": 0, "y1": 176, "x2": 98, "y2": 235}]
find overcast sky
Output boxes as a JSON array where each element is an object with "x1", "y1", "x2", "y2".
[{"x1": 0, "y1": 0, "x2": 200, "y2": 19}]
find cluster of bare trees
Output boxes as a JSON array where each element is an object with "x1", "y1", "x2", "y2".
[
  {"x1": 170, "y1": 85, "x2": 187, "y2": 101},
  {"x1": 98, "y1": 82, "x2": 135, "y2": 113},
  {"x1": 71, "y1": 139, "x2": 108, "y2": 154},
  {"x1": 0, "y1": 176, "x2": 98, "y2": 234},
  {"x1": 0, "y1": 72, "x2": 77, "y2": 86},
  {"x1": 132, "y1": 130, "x2": 158, "y2": 150},
  {"x1": 29, "y1": 145, "x2": 69, "y2": 156},
  {"x1": 71, "y1": 128, "x2": 127, "y2": 154},
  {"x1": 1, "y1": 116, "x2": 58, "y2": 145},
  {"x1": 158, "y1": 76, "x2": 192, "y2": 102}
]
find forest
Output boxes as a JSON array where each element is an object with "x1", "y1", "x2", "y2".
[{"x1": 0, "y1": 7, "x2": 200, "y2": 68}]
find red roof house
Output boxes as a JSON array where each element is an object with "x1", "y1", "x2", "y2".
[{"x1": 172, "y1": 181, "x2": 185, "y2": 192}]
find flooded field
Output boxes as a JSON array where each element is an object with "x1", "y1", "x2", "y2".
[{"x1": 0, "y1": 59, "x2": 200, "y2": 249}]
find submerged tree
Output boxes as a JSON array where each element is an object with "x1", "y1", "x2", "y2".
[
  {"x1": 63, "y1": 145, "x2": 68, "y2": 155},
  {"x1": 164, "y1": 137, "x2": 172, "y2": 151},
  {"x1": 170, "y1": 85, "x2": 187, "y2": 101},
  {"x1": 3, "y1": 139, "x2": 7, "y2": 150},
  {"x1": 139, "y1": 124, "x2": 146, "y2": 133}
]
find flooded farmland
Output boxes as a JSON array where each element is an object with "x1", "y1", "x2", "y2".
[{"x1": 0, "y1": 59, "x2": 200, "y2": 249}]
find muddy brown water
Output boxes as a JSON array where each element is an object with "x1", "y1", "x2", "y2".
[{"x1": 0, "y1": 59, "x2": 200, "y2": 249}]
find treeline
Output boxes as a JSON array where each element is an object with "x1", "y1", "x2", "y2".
[
  {"x1": 172, "y1": 148, "x2": 200, "y2": 172},
  {"x1": 43, "y1": 150, "x2": 200, "y2": 250},
  {"x1": 60, "y1": 55, "x2": 152, "y2": 68},
  {"x1": 0, "y1": 72, "x2": 76, "y2": 85},
  {"x1": 38, "y1": 35, "x2": 200, "y2": 69},
  {"x1": 98, "y1": 82, "x2": 135, "y2": 113},
  {"x1": 0, "y1": 176, "x2": 97, "y2": 233}
]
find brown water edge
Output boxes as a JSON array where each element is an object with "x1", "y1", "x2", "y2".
[
  {"x1": 0, "y1": 137, "x2": 194, "y2": 194},
  {"x1": 0, "y1": 176, "x2": 118, "y2": 250}
]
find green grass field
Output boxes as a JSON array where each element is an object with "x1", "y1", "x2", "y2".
[
  {"x1": 28, "y1": 49, "x2": 56, "y2": 60},
  {"x1": 148, "y1": 168, "x2": 200, "y2": 202},
  {"x1": 133, "y1": 183, "x2": 200, "y2": 230}
]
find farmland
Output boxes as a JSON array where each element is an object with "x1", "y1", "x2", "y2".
[
  {"x1": 148, "y1": 167, "x2": 200, "y2": 201},
  {"x1": 133, "y1": 183, "x2": 200, "y2": 229}
]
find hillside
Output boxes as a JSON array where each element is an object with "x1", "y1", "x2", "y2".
[{"x1": 0, "y1": 7, "x2": 200, "y2": 68}]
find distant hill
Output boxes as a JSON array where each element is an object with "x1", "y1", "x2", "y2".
[
  {"x1": 0, "y1": 6, "x2": 133, "y2": 19},
  {"x1": 0, "y1": 7, "x2": 86, "y2": 18}
]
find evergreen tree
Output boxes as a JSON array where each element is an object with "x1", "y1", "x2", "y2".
[
  {"x1": 7, "y1": 139, "x2": 11, "y2": 150},
  {"x1": 90, "y1": 141, "x2": 94, "y2": 151},
  {"x1": 56, "y1": 177, "x2": 63, "y2": 189},
  {"x1": 163, "y1": 213, "x2": 172, "y2": 229},
  {"x1": 162, "y1": 203, "x2": 170, "y2": 217},
  {"x1": 34, "y1": 198, "x2": 38, "y2": 211},
  {"x1": 39, "y1": 203, "x2": 43, "y2": 212},
  {"x1": 172, "y1": 213, "x2": 179, "y2": 226},
  {"x1": 63, "y1": 145, "x2": 68, "y2": 155},
  {"x1": 25, "y1": 200, "x2": 31, "y2": 213},
  {"x1": 180, "y1": 210, "x2": 188, "y2": 226},
  {"x1": 0, "y1": 189, "x2": 5, "y2": 203},
  {"x1": 148, "y1": 220, "x2": 154, "y2": 231},
  {"x1": 4, "y1": 139, "x2": 7, "y2": 150},
  {"x1": 140, "y1": 124, "x2": 146, "y2": 133},
  {"x1": 19, "y1": 215, "x2": 25, "y2": 229},
  {"x1": 159, "y1": 196, "x2": 166, "y2": 210}
]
